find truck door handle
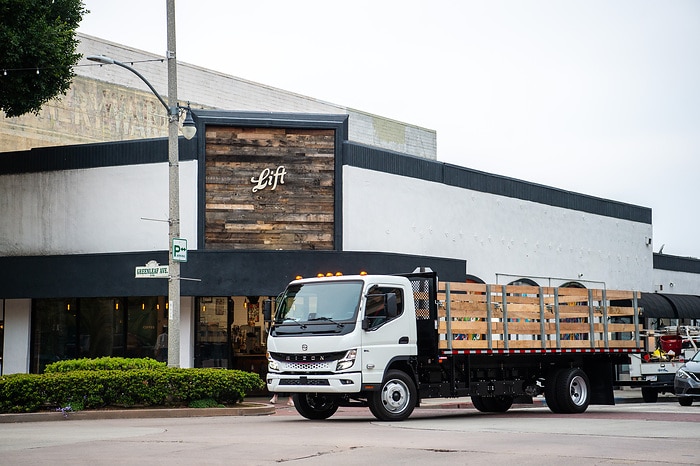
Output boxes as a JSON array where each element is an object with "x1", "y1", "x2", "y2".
[{"x1": 399, "y1": 336, "x2": 409, "y2": 344}]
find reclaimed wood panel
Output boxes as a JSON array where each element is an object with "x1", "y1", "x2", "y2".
[{"x1": 205, "y1": 126, "x2": 336, "y2": 250}]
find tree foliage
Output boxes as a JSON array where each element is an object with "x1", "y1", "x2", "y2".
[{"x1": 0, "y1": 0, "x2": 87, "y2": 117}]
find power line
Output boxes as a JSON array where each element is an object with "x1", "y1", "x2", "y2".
[{"x1": 1, "y1": 58, "x2": 165, "y2": 76}]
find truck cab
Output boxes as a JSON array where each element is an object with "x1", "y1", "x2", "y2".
[{"x1": 266, "y1": 273, "x2": 423, "y2": 420}]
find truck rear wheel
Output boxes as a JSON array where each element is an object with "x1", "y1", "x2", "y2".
[
  {"x1": 471, "y1": 395, "x2": 513, "y2": 413},
  {"x1": 368, "y1": 370, "x2": 417, "y2": 421},
  {"x1": 555, "y1": 368, "x2": 590, "y2": 413},
  {"x1": 293, "y1": 393, "x2": 339, "y2": 420},
  {"x1": 544, "y1": 370, "x2": 564, "y2": 413}
]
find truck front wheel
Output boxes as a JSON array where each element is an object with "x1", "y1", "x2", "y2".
[
  {"x1": 293, "y1": 393, "x2": 339, "y2": 420},
  {"x1": 368, "y1": 370, "x2": 417, "y2": 421}
]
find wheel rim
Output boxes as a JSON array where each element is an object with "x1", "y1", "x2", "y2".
[
  {"x1": 569, "y1": 375, "x2": 588, "y2": 406},
  {"x1": 381, "y1": 379, "x2": 410, "y2": 414},
  {"x1": 308, "y1": 394, "x2": 333, "y2": 411}
]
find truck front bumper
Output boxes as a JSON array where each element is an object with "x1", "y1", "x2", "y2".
[{"x1": 267, "y1": 372, "x2": 363, "y2": 394}]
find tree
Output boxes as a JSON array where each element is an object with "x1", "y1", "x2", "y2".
[{"x1": 0, "y1": 0, "x2": 87, "y2": 118}]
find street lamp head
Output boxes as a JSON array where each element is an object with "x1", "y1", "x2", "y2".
[
  {"x1": 87, "y1": 55, "x2": 115, "y2": 65},
  {"x1": 181, "y1": 108, "x2": 197, "y2": 140}
]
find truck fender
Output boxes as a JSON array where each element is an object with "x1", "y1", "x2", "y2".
[{"x1": 366, "y1": 356, "x2": 418, "y2": 391}]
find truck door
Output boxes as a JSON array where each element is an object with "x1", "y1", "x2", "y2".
[{"x1": 360, "y1": 284, "x2": 416, "y2": 385}]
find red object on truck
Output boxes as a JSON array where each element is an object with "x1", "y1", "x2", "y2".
[{"x1": 659, "y1": 335, "x2": 683, "y2": 354}]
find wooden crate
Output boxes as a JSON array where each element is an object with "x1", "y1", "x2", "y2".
[{"x1": 437, "y1": 282, "x2": 641, "y2": 351}]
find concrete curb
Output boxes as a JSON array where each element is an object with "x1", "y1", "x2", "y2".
[
  {"x1": 0, "y1": 402, "x2": 275, "y2": 423},
  {"x1": 0, "y1": 391, "x2": 660, "y2": 423}
]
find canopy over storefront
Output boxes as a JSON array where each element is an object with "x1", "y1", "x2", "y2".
[{"x1": 638, "y1": 292, "x2": 700, "y2": 319}]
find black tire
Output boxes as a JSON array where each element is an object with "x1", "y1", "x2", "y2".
[
  {"x1": 555, "y1": 367, "x2": 590, "y2": 414},
  {"x1": 293, "y1": 393, "x2": 339, "y2": 420},
  {"x1": 544, "y1": 370, "x2": 564, "y2": 413},
  {"x1": 678, "y1": 397, "x2": 693, "y2": 407},
  {"x1": 472, "y1": 395, "x2": 513, "y2": 413},
  {"x1": 471, "y1": 395, "x2": 489, "y2": 412},
  {"x1": 368, "y1": 370, "x2": 417, "y2": 421},
  {"x1": 641, "y1": 387, "x2": 659, "y2": 403}
]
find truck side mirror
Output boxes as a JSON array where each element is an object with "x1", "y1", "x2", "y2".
[
  {"x1": 385, "y1": 293, "x2": 397, "y2": 318},
  {"x1": 362, "y1": 317, "x2": 370, "y2": 331},
  {"x1": 262, "y1": 299, "x2": 272, "y2": 322}
]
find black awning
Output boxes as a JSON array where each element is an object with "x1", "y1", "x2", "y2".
[
  {"x1": 659, "y1": 294, "x2": 700, "y2": 319},
  {"x1": 639, "y1": 293, "x2": 677, "y2": 319},
  {"x1": 637, "y1": 292, "x2": 700, "y2": 319}
]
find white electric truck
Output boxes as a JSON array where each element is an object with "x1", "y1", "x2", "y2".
[{"x1": 265, "y1": 270, "x2": 642, "y2": 421}]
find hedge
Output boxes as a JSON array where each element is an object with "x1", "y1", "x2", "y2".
[{"x1": 0, "y1": 358, "x2": 265, "y2": 413}]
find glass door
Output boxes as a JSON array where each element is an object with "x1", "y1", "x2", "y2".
[{"x1": 195, "y1": 297, "x2": 231, "y2": 368}]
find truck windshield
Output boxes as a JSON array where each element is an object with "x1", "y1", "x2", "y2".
[{"x1": 275, "y1": 281, "x2": 363, "y2": 324}]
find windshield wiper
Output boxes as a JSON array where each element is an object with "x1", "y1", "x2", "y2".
[
  {"x1": 308, "y1": 316, "x2": 345, "y2": 328},
  {"x1": 276, "y1": 317, "x2": 306, "y2": 329}
]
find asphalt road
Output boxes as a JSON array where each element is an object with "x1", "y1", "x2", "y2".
[{"x1": 1, "y1": 398, "x2": 698, "y2": 465}]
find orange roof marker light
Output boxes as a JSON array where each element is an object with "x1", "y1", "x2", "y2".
[
  {"x1": 335, "y1": 272, "x2": 343, "y2": 276},
  {"x1": 359, "y1": 271, "x2": 368, "y2": 276},
  {"x1": 295, "y1": 275, "x2": 303, "y2": 280}
]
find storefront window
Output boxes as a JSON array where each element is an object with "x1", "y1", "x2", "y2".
[
  {"x1": 32, "y1": 299, "x2": 78, "y2": 373},
  {"x1": 126, "y1": 297, "x2": 166, "y2": 360},
  {"x1": 32, "y1": 297, "x2": 166, "y2": 373},
  {"x1": 0, "y1": 300, "x2": 4, "y2": 375}
]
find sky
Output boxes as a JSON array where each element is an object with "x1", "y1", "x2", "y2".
[{"x1": 77, "y1": 0, "x2": 700, "y2": 259}]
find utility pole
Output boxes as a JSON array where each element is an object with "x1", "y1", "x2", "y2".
[{"x1": 166, "y1": 0, "x2": 181, "y2": 368}]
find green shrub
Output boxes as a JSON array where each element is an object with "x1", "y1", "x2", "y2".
[
  {"x1": 44, "y1": 357, "x2": 166, "y2": 373},
  {"x1": 188, "y1": 398, "x2": 225, "y2": 408},
  {"x1": 0, "y1": 360, "x2": 265, "y2": 413}
]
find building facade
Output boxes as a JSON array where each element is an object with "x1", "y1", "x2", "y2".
[{"x1": 1, "y1": 36, "x2": 699, "y2": 377}]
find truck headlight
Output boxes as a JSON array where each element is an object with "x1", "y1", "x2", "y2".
[
  {"x1": 267, "y1": 352, "x2": 279, "y2": 371},
  {"x1": 336, "y1": 349, "x2": 357, "y2": 371}
]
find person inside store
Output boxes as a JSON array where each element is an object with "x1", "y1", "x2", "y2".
[{"x1": 154, "y1": 326, "x2": 168, "y2": 362}]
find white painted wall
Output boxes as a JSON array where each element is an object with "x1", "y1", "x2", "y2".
[
  {"x1": 3, "y1": 299, "x2": 31, "y2": 374},
  {"x1": 0, "y1": 160, "x2": 197, "y2": 255},
  {"x1": 342, "y1": 166, "x2": 654, "y2": 291},
  {"x1": 652, "y1": 268, "x2": 700, "y2": 295}
]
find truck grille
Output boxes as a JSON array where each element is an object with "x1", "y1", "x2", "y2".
[
  {"x1": 283, "y1": 361, "x2": 333, "y2": 371},
  {"x1": 269, "y1": 351, "x2": 345, "y2": 371}
]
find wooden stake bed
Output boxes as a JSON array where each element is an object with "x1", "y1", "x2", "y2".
[{"x1": 436, "y1": 283, "x2": 642, "y2": 352}]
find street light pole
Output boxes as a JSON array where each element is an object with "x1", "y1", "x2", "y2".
[
  {"x1": 87, "y1": 0, "x2": 194, "y2": 368},
  {"x1": 165, "y1": 0, "x2": 181, "y2": 368}
]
